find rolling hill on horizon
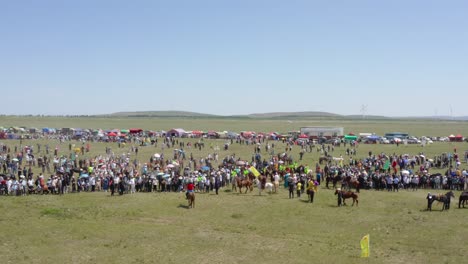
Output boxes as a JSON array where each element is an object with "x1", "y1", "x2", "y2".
[{"x1": 97, "y1": 110, "x2": 468, "y2": 120}]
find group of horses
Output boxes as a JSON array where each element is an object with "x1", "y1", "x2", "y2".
[{"x1": 427, "y1": 191, "x2": 468, "y2": 211}]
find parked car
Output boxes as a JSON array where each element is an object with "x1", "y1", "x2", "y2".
[
  {"x1": 406, "y1": 138, "x2": 420, "y2": 144},
  {"x1": 379, "y1": 137, "x2": 390, "y2": 144}
]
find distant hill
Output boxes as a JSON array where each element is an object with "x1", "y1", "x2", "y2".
[
  {"x1": 247, "y1": 111, "x2": 340, "y2": 118},
  {"x1": 105, "y1": 111, "x2": 218, "y2": 118},
  {"x1": 345, "y1": 115, "x2": 390, "y2": 119},
  {"x1": 97, "y1": 111, "x2": 468, "y2": 120}
]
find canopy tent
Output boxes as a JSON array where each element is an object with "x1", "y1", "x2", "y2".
[
  {"x1": 449, "y1": 134, "x2": 463, "y2": 142},
  {"x1": 129, "y1": 128, "x2": 143, "y2": 134},
  {"x1": 207, "y1": 130, "x2": 219, "y2": 138},
  {"x1": 298, "y1": 134, "x2": 309, "y2": 139},
  {"x1": 191, "y1": 130, "x2": 204, "y2": 136},
  {"x1": 366, "y1": 135, "x2": 380, "y2": 141},
  {"x1": 240, "y1": 131, "x2": 255, "y2": 138},
  {"x1": 167, "y1": 128, "x2": 187, "y2": 137},
  {"x1": 344, "y1": 135, "x2": 357, "y2": 141}
]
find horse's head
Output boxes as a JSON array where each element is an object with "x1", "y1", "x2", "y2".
[
  {"x1": 334, "y1": 189, "x2": 340, "y2": 195},
  {"x1": 448, "y1": 191, "x2": 455, "y2": 198}
]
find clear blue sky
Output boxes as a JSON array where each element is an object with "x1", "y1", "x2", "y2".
[{"x1": 1, "y1": 0, "x2": 467, "y2": 116}]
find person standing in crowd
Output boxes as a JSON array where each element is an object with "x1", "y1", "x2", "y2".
[
  {"x1": 296, "y1": 180, "x2": 302, "y2": 198},
  {"x1": 393, "y1": 175, "x2": 399, "y2": 192},
  {"x1": 307, "y1": 178, "x2": 318, "y2": 203},
  {"x1": 109, "y1": 176, "x2": 115, "y2": 196},
  {"x1": 426, "y1": 192, "x2": 434, "y2": 211},
  {"x1": 273, "y1": 172, "x2": 280, "y2": 193},
  {"x1": 288, "y1": 175, "x2": 295, "y2": 199},
  {"x1": 336, "y1": 188, "x2": 343, "y2": 206}
]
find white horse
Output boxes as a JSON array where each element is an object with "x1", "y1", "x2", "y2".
[{"x1": 256, "y1": 179, "x2": 273, "y2": 195}]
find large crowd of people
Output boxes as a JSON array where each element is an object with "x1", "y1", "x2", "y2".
[{"x1": 0, "y1": 134, "x2": 467, "y2": 198}]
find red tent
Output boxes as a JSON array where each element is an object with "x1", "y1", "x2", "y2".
[
  {"x1": 298, "y1": 134, "x2": 309, "y2": 139},
  {"x1": 108, "y1": 132, "x2": 117, "y2": 137},
  {"x1": 191, "y1": 130, "x2": 203, "y2": 137},
  {"x1": 449, "y1": 134, "x2": 463, "y2": 142},
  {"x1": 130, "y1": 128, "x2": 143, "y2": 134}
]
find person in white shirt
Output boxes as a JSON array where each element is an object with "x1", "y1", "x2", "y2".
[
  {"x1": 274, "y1": 172, "x2": 280, "y2": 193},
  {"x1": 129, "y1": 177, "x2": 136, "y2": 194},
  {"x1": 7, "y1": 178, "x2": 12, "y2": 195}
]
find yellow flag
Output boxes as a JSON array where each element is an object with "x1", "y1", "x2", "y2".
[
  {"x1": 360, "y1": 234, "x2": 370, "y2": 258},
  {"x1": 249, "y1": 166, "x2": 261, "y2": 177}
]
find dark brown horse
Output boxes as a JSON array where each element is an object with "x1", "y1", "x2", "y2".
[
  {"x1": 458, "y1": 191, "x2": 468, "y2": 208},
  {"x1": 343, "y1": 176, "x2": 360, "y2": 193},
  {"x1": 334, "y1": 190, "x2": 358, "y2": 206},
  {"x1": 187, "y1": 192, "x2": 195, "y2": 208},
  {"x1": 428, "y1": 191, "x2": 454, "y2": 211},
  {"x1": 319, "y1": 156, "x2": 331, "y2": 165}
]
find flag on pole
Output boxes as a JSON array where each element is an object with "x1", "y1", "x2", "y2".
[
  {"x1": 383, "y1": 160, "x2": 390, "y2": 170},
  {"x1": 249, "y1": 166, "x2": 261, "y2": 177},
  {"x1": 360, "y1": 234, "x2": 370, "y2": 258}
]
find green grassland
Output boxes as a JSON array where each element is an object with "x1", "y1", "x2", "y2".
[
  {"x1": 0, "y1": 116, "x2": 467, "y2": 264},
  {"x1": 1, "y1": 187, "x2": 467, "y2": 264}
]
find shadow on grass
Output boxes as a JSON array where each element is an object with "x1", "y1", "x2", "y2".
[{"x1": 178, "y1": 204, "x2": 190, "y2": 209}]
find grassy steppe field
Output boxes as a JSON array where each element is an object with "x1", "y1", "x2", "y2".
[
  {"x1": 0, "y1": 117, "x2": 467, "y2": 264},
  {"x1": 1, "y1": 188, "x2": 467, "y2": 264}
]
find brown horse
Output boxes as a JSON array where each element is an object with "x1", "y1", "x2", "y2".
[
  {"x1": 187, "y1": 192, "x2": 195, "y2": 208},
  {"x1": 334, "y1": 190, "x2": 358, "y2": 206},
  {"x1": 237, "y1": 177, "x2": 253, "y2": 194},
  {"x1": 319, "y1": 156, "x2": 330, "y2": 165}
]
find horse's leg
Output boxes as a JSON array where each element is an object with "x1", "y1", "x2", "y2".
[
  {"x1": 343, "y1": 198, "x2": 347, "y2": 206},
  {"x1": 355, "y1": 197, "x2": 358, "y2": 206}
]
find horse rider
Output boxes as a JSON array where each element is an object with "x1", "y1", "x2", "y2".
[{"x1": 186, "y1": 179, "x2": 195, "y2": 199}]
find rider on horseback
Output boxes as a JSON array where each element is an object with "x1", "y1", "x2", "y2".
[{"x1": 186, "y1": 179, "x2": 195, "y2": 199}]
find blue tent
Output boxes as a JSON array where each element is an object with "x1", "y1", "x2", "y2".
[{"x1": 366, "y1": 135, "x2": 380, "y2": 141}]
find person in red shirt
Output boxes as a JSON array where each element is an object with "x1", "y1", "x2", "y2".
[{"x1": 186, "y1": 180, "x2": 195, "y2": 199}]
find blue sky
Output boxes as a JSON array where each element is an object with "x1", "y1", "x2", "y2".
[{"x1": 1, "y1": 0, "x2": 467, "y2": 116}]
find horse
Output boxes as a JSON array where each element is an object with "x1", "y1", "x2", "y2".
[
  {"x1": 256, "y1": 178, "x2": 273, "y2": 195},
  {"x1": 458, "y1": 191, "x2": 468, "y2": 208},
  {"x1": 428, "y1": 191, "x2": 455, "y2": 211},
  {"x1": 187, "y1": 192, "x2": 195, "y2": 208},
  {"x1": 326, "y1": 174, "x2": 342, "y2": 189},
  {"x1": 319, "y1": 156, "x2": 331, "y2": 165},
  {"x1": 237, "y1": 177, "x2": 253, "y2": 194},
  {"x1": 342, "y1": 175, "x2": 359, "y2": 192},
  {"x1": 334, "y1": 190, "x2": 358, "y2": 206}
]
